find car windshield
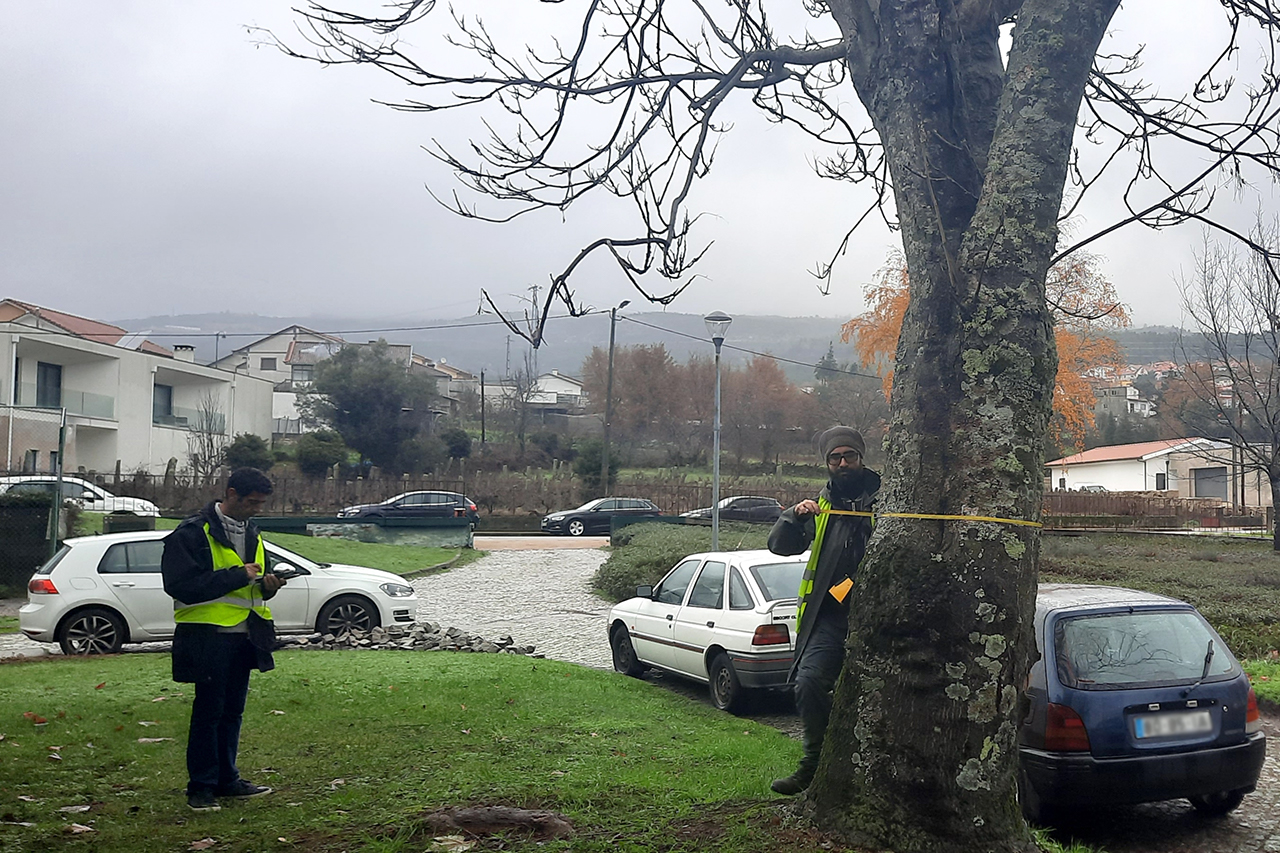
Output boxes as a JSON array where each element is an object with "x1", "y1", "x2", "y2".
[
  {"x1": 266, "y1": 542, "x2": 322, "y2": 572},
  {"x1": 748, "y1": 560, "x2": 805, "y2": 602},
  {"x1": 1054, "y1": 609, "x2": 1236, "y2": 689},
  {"x1": 572, "y1": 500, "x2": 603, "y2": 512}
]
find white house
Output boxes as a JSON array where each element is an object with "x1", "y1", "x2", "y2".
[
  {"x1": 1093, "y1": 385, "x2": 1156, "y2": 418},
  {"x1": 1046, "y1": 438, "x2": 1273, "y2": 507},
  {"x1": 0, "y1": 299, "x2": 273, "y2": 475},
  {"x1": 210, "y1": 325, "x2": 345, "y2": 434}
]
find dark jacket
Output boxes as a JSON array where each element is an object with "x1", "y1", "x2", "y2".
[
  {"x1": 161, "y1": 502, "x2": 276, "y2": 681},
  {"x1": 767, "y1": 470, "x2": 880, "y2": 680}
]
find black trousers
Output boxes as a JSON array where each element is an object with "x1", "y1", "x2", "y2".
[
  {"x1": 185, "y1": 632, "x2": 255, "y2": 795},
  {"x1": 792, "y1": 611, "x2": 847, "y2": 776}
]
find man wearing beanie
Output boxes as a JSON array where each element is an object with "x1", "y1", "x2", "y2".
[{"x1": 766, "y1": 425, "x2": 880, "y2": 795}]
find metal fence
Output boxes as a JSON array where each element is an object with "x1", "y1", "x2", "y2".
[{"x1": 0, "y1": 406, "x2": 63, "y2": 473}]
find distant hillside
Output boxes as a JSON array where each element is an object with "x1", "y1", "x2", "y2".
[{"x1": 111, "y1": 310, "x2": 865, "y2": 384}]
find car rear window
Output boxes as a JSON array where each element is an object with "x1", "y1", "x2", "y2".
[
  {"x1": 34, "y1": 545, "x2": 71, "y2": 575},
  {"x1": 1054, "y1": 609, "x2": 1236, "y2": 689},
  {"x1": 749, "y1": 561, "x2": 805, "y2": 602}
]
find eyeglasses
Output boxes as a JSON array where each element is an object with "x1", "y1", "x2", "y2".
[{"x1": 826, "y1": 451, "x2": 862, "y2": 465}]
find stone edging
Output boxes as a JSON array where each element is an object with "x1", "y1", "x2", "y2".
[{"x1": 280, "y1": 621, "x2": 538, "y2": 655}]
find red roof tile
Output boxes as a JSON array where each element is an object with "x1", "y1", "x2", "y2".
[
  {"x1": 1046, "y1": 439, "x2": 1199, "y2": 467},
  {"x1": 1, "y1": 299, "x2": 172, "y2": 356}
]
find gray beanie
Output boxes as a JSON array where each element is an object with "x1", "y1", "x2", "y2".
[{"x1": 819, "y1": 426, "x2": 865, "y2": 460}]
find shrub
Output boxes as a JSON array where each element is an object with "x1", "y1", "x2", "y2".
[
  {"x1": 224, "y1": 433, "x2": 274, "y2": 471},
  {"x1": 296, "y1": 430, "x2": 350, "y2": 478},
  {"x1": 591, "y1": 521, "x2": 771, "y2": 601},
  {"x1": 440, "y1": 427, "x2": 473, "y2": 459}
]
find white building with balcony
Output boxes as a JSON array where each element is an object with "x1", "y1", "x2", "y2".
[{"x1": 0, "y1": 299, "x2": 273, "y2": 475}]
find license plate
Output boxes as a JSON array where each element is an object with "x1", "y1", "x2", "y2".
[{"x1": 1133, "y1": 710, "x2": 1212, "y2": 739}]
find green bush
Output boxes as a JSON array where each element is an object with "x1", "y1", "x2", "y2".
[
  {"x1": 224, "y1": 433, "x2": 274, "y2": 471},
  {"x1": 296, "y1": 430, "x2": 350, "y2": 478},
  {"x1": 591, "y1": 521, "x2": 772, "y2": 601},
  {"x1": 440, "y1": 426, "x2": 472, "y2": 459},
  {"x1": 0, "y1": 491, "x2": 55, "y2": 508}
]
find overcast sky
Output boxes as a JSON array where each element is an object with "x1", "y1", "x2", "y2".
[{"x1": 2, "y1": 1, "x2": 1275, "y2": 331}]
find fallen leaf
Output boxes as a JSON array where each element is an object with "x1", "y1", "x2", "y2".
[
  {"x1": 58, "y1": 805, "x2": 90, "y2": 814},
  {"x1": 269, "y1": 710, "x2": 285, "y2": 715},
  {"x1": 21, "y1": 713, "x2": 47, "y2": 726},
  {"x1": 114, "y1": 726, "x2": 124, "y2": 732},
  {"x1": 460, "y1": 704, "x2": 466, "y2": 710},
  {"x1": 138, "y1": 721, "x2": 159, "y2": 727},
  {"x1": 277, "y1": 838, "x2": 292, "y2": 844},
  {"x1": 0, "y1": 734, "x2": 5, "y2": 742},
  {"x1": 1261, "y1": 675, "x2": 1271, "y2": 681},
  {"x1": 55, "y1": 711, "x2": 66, "y2": 719},
  {"x1": 328, "y1": 779, "x2": 345, "y2": 790},
  {"x1": 137, "y1": 738, "x2": 174, "y2": 743},
  {"x1": 1, "y1": 821, "x2": 35, "y2": 827},
  {"x1": 190, "y1": 838, "x2": 217, "y2": 850},
  {"x1": 550, "y1": 771, "x2": 565, "y2": 777},
  {"x1": 47, "y1": 754, "x2": 62, "y2": 762},
  {"x1": 152, "y1": 697, "x2": 167, "y2": 703},
  {"x1": 94, "y1": 683, "x2": 105, "y2": 690},
  {"x1": 590, "y1": 732, "x2": 599, "y2": 737},
  {"x1": 17, "y1": 796, "x2": 37, "y2": 803},
  {"x1": 430, "y1": 835, "x2": 475, "y2": 852},
  {"x1": 461, "y1": 729, "x2": 471, "y2": 734},
  {"x1": 66, "y1": 823, "x2": 94, "y2": 834},
  {"x1": 47, "y1": 746, "x2": 61, "y2": 752}
]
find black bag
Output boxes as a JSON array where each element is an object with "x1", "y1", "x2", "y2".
[{"x1": 245, "y1": 610, "x2": 277, "y2": 652}]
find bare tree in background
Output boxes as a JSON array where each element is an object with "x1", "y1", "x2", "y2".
[
  {"x1": 186, "y1": 390, "x2": 227, "y2": 486},
  {"x1": 273, "y1": 1, "x2": 1280, "y2": 848},
  {"x1": 1179, "y1": 219, "x2": 1280, "y2": 551}
]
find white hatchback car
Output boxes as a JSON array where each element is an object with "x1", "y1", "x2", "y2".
[
  {"x1": 606, "y1": 549, "x2": 807, "y2": 711},
  {"x1": 0, "y1": 475, "x2": 160, "y2": 517},
  {"x1": 19, "y1": 530, "x2": 419, "y2": 655}
]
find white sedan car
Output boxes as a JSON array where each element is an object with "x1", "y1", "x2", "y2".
[
  {"x1": 607, "y1": 549, "x2": 807, "y2": 711},
  {"x1": 19, "y1": 530, "x2": 419, "y2": 655},
  {"x1": 0, "y1": 475, "x2": 160, "y2": 517}
]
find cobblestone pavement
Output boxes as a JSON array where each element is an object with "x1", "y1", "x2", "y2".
[{"x1": 8, "y1": 551, "x2": 1280, "y2": 851}]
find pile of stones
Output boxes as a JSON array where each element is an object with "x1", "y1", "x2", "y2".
[{"x1": 279, "y1": 622, "x2": 539, "y2": 656}]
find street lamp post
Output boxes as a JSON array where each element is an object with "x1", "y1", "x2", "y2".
[
  {"x1": 601, "y1": 300, "x2": 630, "y2": 494},
  {"x1": 704, "y1": 311, "x2": 732, "y2": 550}
]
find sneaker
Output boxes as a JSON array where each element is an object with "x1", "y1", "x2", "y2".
[
  {"x1": 187, "y1": 790, "x2": 222, "y2": 812},
  {"x1": 216, "y1": 779, "x2": 273, "y2": 799}
]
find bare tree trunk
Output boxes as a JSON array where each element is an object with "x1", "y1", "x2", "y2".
[{"x1": 802, "y1": 2, "x2": 1121, "y2": 849}]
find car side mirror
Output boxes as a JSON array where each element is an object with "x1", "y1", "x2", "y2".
[
  {"x1": 272, "y1": 562, "x2": 311, "y2": 578},
  {"x1": 636, "y1": 585, "x2": 654, "y2": 599}
]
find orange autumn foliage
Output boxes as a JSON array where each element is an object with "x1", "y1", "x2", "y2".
[{"x1": 841, "y1": 250, "x2": 1128, "y2": 451}]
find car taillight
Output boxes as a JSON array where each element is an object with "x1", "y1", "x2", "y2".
[
  {"x1": 751, "y1": 624, "x2": 790, "y2": 646},
  {"x1": 1246, "y1": 687, "x2": 1262, "y2": 734},
  {"x1": 1045, "y1": 702, "x2": 1091, "y2": 751},
  {"x1": 28, "y1": 577, "x2": 58, "y2": 595},
  {"x1": 468, "y1": 502, "x2": 477, "y2": 511}
]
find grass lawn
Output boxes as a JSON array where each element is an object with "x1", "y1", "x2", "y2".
[
  {"x1": 1040, "y1": 533, "x2": 1280, "y2": 659},
  {"x1": 0, "y1": 616, "x2": 17, "y2": 635},
  {"x1": 0, "y1": 651, "x2": 810, "y2": 853}
]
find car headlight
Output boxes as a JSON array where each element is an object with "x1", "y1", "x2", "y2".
[{"x1": 379, "y1": 582, "x2": 414, "y2": 597}]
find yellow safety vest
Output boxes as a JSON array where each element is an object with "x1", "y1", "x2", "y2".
[
  {"x1": 173, "y1": 524, "x2": 272, "y2": 626},
  {"x1": 794, "y1": 495, "x2": 831, "y2": 634}
]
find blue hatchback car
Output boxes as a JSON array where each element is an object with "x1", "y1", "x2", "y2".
[{"x1": 1018, "y1": 584, "x2": 1265, "y2": 823}]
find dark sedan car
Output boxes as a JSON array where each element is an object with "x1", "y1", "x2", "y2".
[
  {"x1": 338, "y1": 491, "x2": 479, "y2": 527},
  {"x1": 541, "y1": 497, "x2": 662, "y2": 536},
  {"x1": 679, "y1": 495, "x2": 783, "y2": 524},
  {"x1": 1018, "y1": 584, "x2": 1265, "y2": 824}
]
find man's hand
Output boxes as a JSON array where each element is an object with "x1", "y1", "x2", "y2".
[
  {"x1": 794, "y1": 499, "x2": 821, "y2": 518},
  {"x1": 243, "y1": 562, "x2": 263, "y2": 580},
  {"x1": 261, "y1": 573, "x2": 286, "y2": 593}
]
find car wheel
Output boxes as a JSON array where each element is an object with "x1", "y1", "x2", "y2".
[
  {"x1": 567, "y1": 519, "x2": 586, "y2": 537},
  {"x1": 1188, "y1": 789, "x2": 1246, "y2": 816},
  {"x1": 1016, "y1": 768, "x2": 1056, "y2": 826},
  {"x1": 610, "y1": 626, "x2": 646, "y2": 677},
  {"x1": 317, "y1": 595, "x2": 381, "y2": 635},
  {"x1": 708, "y1": 652, "x2": 745, "y2": 712},
  {"x1": 57, "y1": 607, "x2": 126, "y2": 655}
]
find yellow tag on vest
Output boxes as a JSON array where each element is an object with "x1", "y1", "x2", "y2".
[{"x1": 829, "y1": 577, "x2": 853, "y2": 603}]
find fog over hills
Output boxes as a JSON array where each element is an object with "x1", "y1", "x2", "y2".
[{"x1": 112, "y1": 310, "x2": 1194, "y2": 383}]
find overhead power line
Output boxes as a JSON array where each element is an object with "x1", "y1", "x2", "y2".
[{"x1": 618, "y1": 315, "x2": 882, "y2": 381}]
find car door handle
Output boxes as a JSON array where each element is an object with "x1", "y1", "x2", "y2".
[
  {"x1": 111, "y1": 581, "x2": 135, "y2": 588},
  {"x1": 667, "y1": 614, "x2": 674, "y2": 621},
  {"x1": 706, "y1": 621, "x2": 715, "y2": 628}
]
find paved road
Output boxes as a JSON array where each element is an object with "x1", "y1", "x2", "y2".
[{"x1": 7, "y1": 548, "x2": 1280, "y2": 850}]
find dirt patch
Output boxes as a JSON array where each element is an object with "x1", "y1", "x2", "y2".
[
  {"x1": 419, "y1": 805, "x2": 574, "y2": 839},
  {"x1": 668, "y1": 800, "x2": 861, "y2": 851}
]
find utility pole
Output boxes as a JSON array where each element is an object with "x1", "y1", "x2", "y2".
[
  {"x1": 480, "y1": 369, "x2": 486, "y2": 448},
  {"x1": 600, "y1": 300, "x2": 630, "y2": 493}
]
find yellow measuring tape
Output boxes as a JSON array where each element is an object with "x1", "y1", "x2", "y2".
[{"x1": 819, "y1": 508, "x2": 1043, "y2": 528}]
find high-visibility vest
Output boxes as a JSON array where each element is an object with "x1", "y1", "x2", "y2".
[
  {"x1": 173, "y1": 524, "x2": 272, "y2": 626},
  {"x1": 794, "y1": 495, "x2": 832, "y2": 634}
]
